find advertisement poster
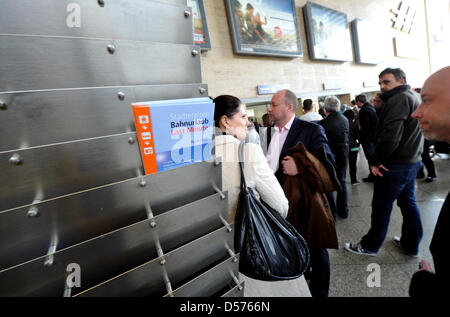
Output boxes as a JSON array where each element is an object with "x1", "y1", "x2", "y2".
[
  {"x1": 187, "y1": 0, "x2": 211, "y2": 50},
  {"x1": 351, "y1": 18, "x2": 382, "y2": 64},
  {"x1": 132, "y1": 98, "x2": 214, "y2": 175},
  {"x1": 304, "y1": 2, "x2": 353, "y2": 62},
  {"x1": 226, "y1": 0, "x2": 303, "y2": 57}
]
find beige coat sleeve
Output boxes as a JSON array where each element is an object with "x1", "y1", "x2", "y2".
[{"x1": 244, "y1": 143, "x2": 289, "y2": 219}]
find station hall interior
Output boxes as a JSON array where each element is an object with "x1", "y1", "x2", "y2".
[{"x1": 0, "y1": 0, "x2": 449, "y2": 298}]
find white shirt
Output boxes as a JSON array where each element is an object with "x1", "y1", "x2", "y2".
[
  {"x1": 300, "y1": 111, "x2": 323, "y2": 122},
  {"x1": 266, "y1": 114, "x2": 295, "y2": 172}
]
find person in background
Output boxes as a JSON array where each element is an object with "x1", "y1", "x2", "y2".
[
  {"x1": 212, "y1": 94, "x2": 311, "y2": 297},
  {"x1": 409, "y1": 66, "x2": 450, "y2": 297},
  {"x1": 245, "y1": 120, "x2": 261, "y2": 146},
  {"x1": 318, "y1": 101, "x2": 326, "y2": 118},
  {"x1": 344, "y1": 108, "x2": 361, "y2": 185},
  {"x1": 300, "y1": 99, "x2": 323, "y2": 122},
  {"x1": 319, "y1": 96, "x2": 350, "y2": 219},
  {"x1": 355, "y1": 94, "x2": 378, "y2": 183},
  {"x1": 414, "y1": 86, "x2": 438, "y2": 183},
  {"x1": 345, "y1": 68, "x2": 424, "y2": 257},
  {"x1": 262, "y1": 113, "x2": 272, "y2": 127}
]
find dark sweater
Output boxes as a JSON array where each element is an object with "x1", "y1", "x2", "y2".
[
  {"x1": 369, "y1": 85, "x2": 423, "y2": 166},
  {"x1": 358, "y1": 102, "x2": 377, "y2": 143}
]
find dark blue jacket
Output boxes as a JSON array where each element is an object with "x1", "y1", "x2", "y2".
[{"x1": 264, "y1": 117, "x2": 336, "y2": 182}]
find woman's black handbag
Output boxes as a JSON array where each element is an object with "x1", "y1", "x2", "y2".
[{"x1": 234, "y1": 142, "x2": 310, "y2": 281}]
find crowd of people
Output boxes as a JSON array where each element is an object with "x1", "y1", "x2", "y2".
[{"x1": 212, "y1": 66, "x2": 449, "y2": 297}]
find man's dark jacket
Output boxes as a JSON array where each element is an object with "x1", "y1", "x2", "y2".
[
  {"x1": 358, "y1": 102, "x2": 378, "y2": 143},
  {"x1": 319, "y1": 112, "x2": 349, "y2": 171},
  {"x1": 369, "y1": 85, "x2": 423, "y2": 167},
  {"x1": 262, "y1": 117, "x2": 336, "y2": 182}
]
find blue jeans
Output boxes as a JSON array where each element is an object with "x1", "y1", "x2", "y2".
[{"x1": 361, "y1": 162, "x2": 423, "y2": 254}]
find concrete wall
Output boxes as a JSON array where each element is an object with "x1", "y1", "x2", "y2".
[{"x1": 201, "y1": 0, "x2": 430, "y2": 100}]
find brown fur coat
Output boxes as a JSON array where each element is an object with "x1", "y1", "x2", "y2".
[{"x1": 282, "y1": 142, "x2": 339, "y2": 249}]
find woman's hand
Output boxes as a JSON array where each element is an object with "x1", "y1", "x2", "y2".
[{"x1": 282, "y1": 156, "x2": 298, "y2": 176}]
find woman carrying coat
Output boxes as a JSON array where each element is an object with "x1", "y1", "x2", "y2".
[{"x1": 213, "y1": 94, "x2": 311, "y2": 297}]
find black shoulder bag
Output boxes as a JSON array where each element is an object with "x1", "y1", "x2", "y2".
[{"x1": 234, "y1": 142, "x2": 310, "y2": 281}]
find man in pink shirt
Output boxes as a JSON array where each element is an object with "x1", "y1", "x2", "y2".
[{"x1": 264, "y1": 89, "x2": 337, "y2": 297}]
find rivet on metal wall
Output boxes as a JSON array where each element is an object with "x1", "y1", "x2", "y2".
[
  {"x1": 184, "y1": 10, "x2": 191, "y2": 18},
  {"x1": 0, "y1": 101, "x2": 7, "y2": 110},
  {"x1": 199, "y1": 87, "x2": 207, "y2": 95},
  {"x1": 8, "y1": 153, "x2": 22, "y2": 165},
  {"x1": 107, "y1": 44, "x2": 115, "y2": 54},
  {"x1": 128, "y1": 137, "x2": 135, "y2": 145},
  {"x1": 149, "y1": 221, "x2": 157, "y2": 228},
  {"x1": 44, "y1": 257, "x2": 54, "y2": 267},
  {"x1": 117, "y1": 92, "x2": 125, "y2": 100},
  {"x1": 139, "y1": 180, "x2": 147, "y2": 188},
  {"x1": 160, "y1": 259, "x2": 166, "y2": 265},
  {"x1": 98, "y1": 0, "x2": 105, "y2": 7},
  {"x1": 191, "y1": 49, "x2": 199, "y2": 57},
  {"x1": 27, "y1": 206, "x2": 39, "y2": 218}
]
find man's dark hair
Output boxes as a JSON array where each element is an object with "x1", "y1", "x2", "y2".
[
  {"x1": 303, "y1": 99, "x2": 313, "y2": 111},
  {"x1": 246, "y1": 3, "x2": 253, "y2": 10},
  {"x1": 343, "y1": 109, "x2": 356, "y2": 121},
  {"x1": 355, "y1": 94, "x2": 367, "y2": 103},
  {"x1": 379, "y1": 67, "x2": 407, "y2": 83},
  {"x1": 213, "y1": 95, "x2": 242, "y2": 128}
]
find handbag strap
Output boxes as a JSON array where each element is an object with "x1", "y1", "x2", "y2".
[{"x1": 238, "y1": 141, "x2": 248, "y2": 191}]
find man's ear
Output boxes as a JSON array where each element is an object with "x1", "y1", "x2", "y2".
[{"x1": 288, "y1": 103, "x2": 294, "y2": 113}]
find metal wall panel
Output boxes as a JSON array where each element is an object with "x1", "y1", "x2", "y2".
[
  {"x1": 75, "y1": 226, "x2": 234, "y2": 297},
  {"x1": 0, "y1": 84, "x2": 208, "y2": 152},
  {"x1": 0, "y1": 0, "x2": 237, "y2": 298},
  {"x1": 0, "y1": 195, "x2": 228, "y2": 296},
  {"x1": 0, "y1": 35, "x2": 201, "y2": 92},
  {"x1": 0, "y1": 0, "x2": 193, "y2": 45},
  {"x1": 0, "y1": 159, "x2": 221, "y2": 265},
  {"x1": 169, "y1": 257, "x2": 239, "y2": 297},
  {"x1": 0, "y1": 133, "x2": 142, "y2": 211},
  {"x1": 222, "y1": 283, "x2": 245, "y2": 297},
  {"x1": 0, "y1": 188, "x2": 226, "y2": 271}
]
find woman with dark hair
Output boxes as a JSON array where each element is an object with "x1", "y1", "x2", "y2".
[
  {"x1": 213, "y1": 95, "x2": 288, "y2": 222},
  {"x1": 213, "y1": 94, "x2": 311, "y2": 297}
]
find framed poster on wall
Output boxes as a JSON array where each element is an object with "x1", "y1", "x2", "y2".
[
  {"x1": 303, "y1": 1, "x2": 353, "y2": 62},
  {"x1": 351, "y1": 18, "x2": 382, "y2": 64},
  {"x1": 225, "y1": 0, "x2": 303, "y2": 58},
  {"x1": 187, "y1": 0, "x2": 211, "y2": 50}
]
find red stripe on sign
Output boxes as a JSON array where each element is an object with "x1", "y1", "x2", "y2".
[{"x1": 132, "y1": 105, "x2": 158, "y2": 175}]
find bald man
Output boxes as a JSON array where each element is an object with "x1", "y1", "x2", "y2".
[{"x1": 409, "y1": 66, "x2": 450, "y2": 297}]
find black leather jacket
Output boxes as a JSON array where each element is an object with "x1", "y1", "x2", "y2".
[
  {"x1": 369, "y1": 85, "x2": 423, "y2": 166},
  {"x1": 319, "y1": 112, "x2": 349, "y2": 171}
]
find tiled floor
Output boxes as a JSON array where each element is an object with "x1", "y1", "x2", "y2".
[{"x1": 329, "y1": 152, "x2": 449, "y2": 297}]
